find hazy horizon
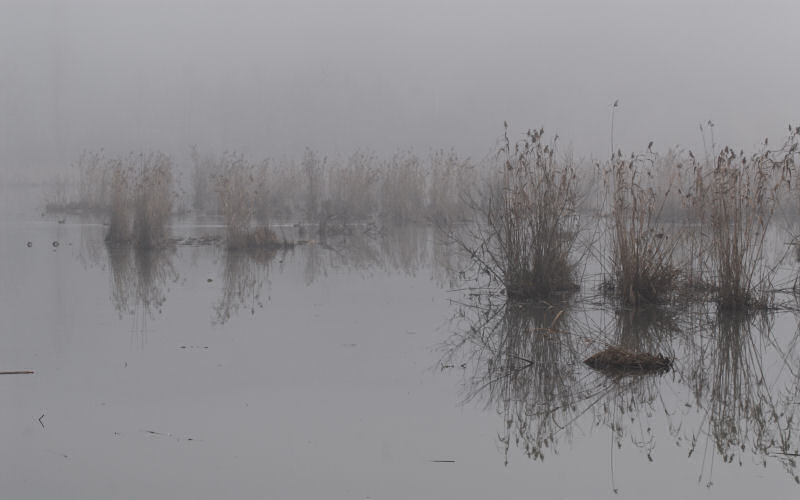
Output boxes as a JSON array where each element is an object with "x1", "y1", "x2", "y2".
[{"x1": 2, "y1": 0, "x2": 799, "y2": 177}]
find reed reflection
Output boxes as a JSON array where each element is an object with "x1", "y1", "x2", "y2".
[
  {"x1": 681, "y1": 312, "x2": 800, "y2": 485},
  {"x1": 445, "y1": 298, "x2": 588, "y2": 464},
  {"x1": 107, "y1": 244, "x2": 178, "y2": 329},
  {"x1": 214, "y1": 247, "x2": 281, "y2": 324},
  {"x1": 301, "y1": 225, "x2": 456, "y2": 284},
  {"x1": 447, "y1": 298, "x2": 800, "y2": 488}
]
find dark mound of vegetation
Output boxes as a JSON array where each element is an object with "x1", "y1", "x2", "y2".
[{"x1": 584, "y1": 346, "x2": 672, "y2": 373}]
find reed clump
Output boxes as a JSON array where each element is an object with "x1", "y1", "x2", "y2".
[
  {"x1": 605, "y1": 149, "x2": 686, "y2": 306},
  {"x1": 701, "y1": 129, "x2": 798, "y2": 310},
  {"x1": 131, "y1": 152, "x2": 174, "y2": 248},
  {"x1": 106, "y1": 152, "x2": 175, "y2": 248},
  {"x1": 490, "y1": 126, "x2": 582, "y2": 300},
  {"x1": 214, "y1": 152, "x2": 280, "y2": 250}
]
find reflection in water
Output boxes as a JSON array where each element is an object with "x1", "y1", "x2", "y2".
[
  {"x1": 447, "y1": 300, "x2": 800, "y2": 489},
  {"x1": 378, "y1": 224, "x2": 429, "y2": 277},
  {"x1": 683, "y1": 312, "x2": 800, "y2": 485},
  {"x1": 214, "y1": 247, "x2": 280, "y2": 324},
  {"x1": 108, "y1": 245, "x2": 178, "y2": 330},
  {"x1": 77, "y1": 220, "x2": 108, "y2": 269},
  {"x1": 301, "y1": 225, "x2": 458, "y2": 286},
  {"x1": 302, "y1": 229, "x2": 383, "y2": 285},
  {"x1": 445, "y1": 299, "x2": 586, "y2": 464},
  {"x1": 613, "y1": 307, "x2": 680, "y2": 354}
]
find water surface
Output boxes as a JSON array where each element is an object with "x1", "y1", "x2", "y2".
[{"x1": 2, "y1": 187, "x2": 800, "y2": 499}]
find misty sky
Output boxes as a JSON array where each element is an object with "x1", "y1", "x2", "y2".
[{"x1": 1, "y1": 0, "x2": 799, "y2": 174}]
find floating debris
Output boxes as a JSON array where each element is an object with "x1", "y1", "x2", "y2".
[
  {"x1": 584, "y1": 346, "x2": 671, "y2": 373},
  {"x1": 52, "y1": 241, "x2": 59, "y2": 247},
  {"x1": 26, "y1": 241, "x2": 32, "y2": 248},
  {"x1": 177, "y1": 235, "x2": 224, "y2": 246}
]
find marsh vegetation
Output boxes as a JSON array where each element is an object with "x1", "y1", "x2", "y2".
[
  {"x1": 43, "y1": 123, "x2": 800, "y2": 313},
  {"x1": 24, "y1": 119, "x2": 800, "y2": 494}
]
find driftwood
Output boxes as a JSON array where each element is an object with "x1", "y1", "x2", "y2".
[
  {"x1": 0, "y1": 371, "x2": 34, "y2": 375},
  {"x1": 584, "y1": 346, "x2": 671, "y2": 373}
]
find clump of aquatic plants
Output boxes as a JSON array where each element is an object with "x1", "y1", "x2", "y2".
[
  {"x1": 214, "y1": 152, "x2": 280, "y2": 250},
  {"x1": 462, "y1": 125, "x2": 582, "y2": 300},
  {"x1": 604, "y1": 149, "x2": 686, "y2": 306},
  {"x1": 700, "y1": 128, "x2": 798, "y2": 310},
  {"x1": 132, "y1": 152, "x2": 174, "y2": 248},
  {"x1": 106, "y1": 152, "x2": 175, "y2": 248}
]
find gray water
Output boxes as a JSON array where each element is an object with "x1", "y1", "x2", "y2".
[{"x1": 2, "y1": 187, "x2": 800, "y2": 499}]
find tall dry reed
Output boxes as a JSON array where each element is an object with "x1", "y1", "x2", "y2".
[
  {"x1": 214, "y1": 152, "x2": 278, "y2": 249},
  {"x1": 458, "y1": 126, "x2": 581, "y2": 300},
  {"x1": 605, "y1": 150, "x2": 685, "y2": 306}
]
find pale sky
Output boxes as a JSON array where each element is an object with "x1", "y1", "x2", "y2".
[{"x1": 1, "y1": 0, "x2": 799, "y2": 173}]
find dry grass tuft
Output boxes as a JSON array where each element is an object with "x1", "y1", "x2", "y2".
[
  {"x1": 605, "y1": 150, "x2": 685, "y2": 306},
  {"x1": 700, "y1": 129, "x2": 798, "y2": 310},
  {"x1": 490, "y1": 126, "x2": 582, "y2": 299},
  {"x1": 214, "y1": 152, "x2": 281, "y2": 250},
  {"x1": 106, "y1": 152, "x2": 174, "y2": 248}
]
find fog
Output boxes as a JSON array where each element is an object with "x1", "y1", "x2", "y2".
[{"x1": 1, "y1": 0, "x2": 799, "y2": 176}]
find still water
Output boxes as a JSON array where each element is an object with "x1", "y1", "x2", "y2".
[{"x1": 2, "y1": 188, "x2": 799, "y2": 499}]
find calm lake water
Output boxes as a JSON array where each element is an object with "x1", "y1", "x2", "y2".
[{"x1": 2, "y1": 186, "x2": 800, "y2": 499}]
